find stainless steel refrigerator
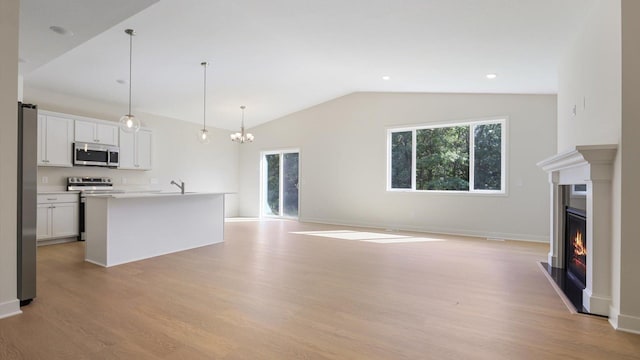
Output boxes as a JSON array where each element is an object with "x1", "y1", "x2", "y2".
[{"x1": 17, "y1": 102, "x2": 37, "y2": 306}]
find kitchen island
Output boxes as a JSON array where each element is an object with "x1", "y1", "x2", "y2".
[{"x1": 84, "y1": 192, "x2": 225, "y2": 267}]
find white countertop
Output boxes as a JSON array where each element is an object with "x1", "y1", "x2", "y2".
[
  {"x1": 85, "y1": 192, "x2": 226, "y2": 199},
  {"x1": 38, "y1": 190, "x2": 80, "y2": 194}
]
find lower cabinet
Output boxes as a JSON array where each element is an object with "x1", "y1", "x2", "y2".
[{"x1": 37, "y1": 194, "x2": 79, "y2": 242}]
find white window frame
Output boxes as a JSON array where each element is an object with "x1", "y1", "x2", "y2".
[{"x1": 386, "y1": 117, "x2": 507, "y2": 194}]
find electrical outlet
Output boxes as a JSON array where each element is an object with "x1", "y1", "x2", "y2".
[{"x1": 41, "y1": 176, "x2": 48, "y2": 184}]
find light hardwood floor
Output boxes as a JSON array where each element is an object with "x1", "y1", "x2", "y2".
[{"x1": 1, "y1": 219, "x2": 639, "y2": 359}]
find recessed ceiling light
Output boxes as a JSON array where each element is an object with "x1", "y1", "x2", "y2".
[
  {"x1": 486, "y1": 73, "x2": 498, "y2": 79},
  {"x1": 116, "y1": 79, "x2": 128, "y2": 85},
  {"x1": 382, "y1": 76, "x2": 391, "y2": 81},
  {"x1": 49, "y1": 25, "x2": 74, "y2": 36}
]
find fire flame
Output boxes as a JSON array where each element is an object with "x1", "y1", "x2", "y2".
[{"x1": 573, "y1": 231, "x2": 586, "y2": 256}]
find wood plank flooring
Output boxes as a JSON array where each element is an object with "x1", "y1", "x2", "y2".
[{"x1": 1, "y1": 219, "x2": 639, "y2": 359}]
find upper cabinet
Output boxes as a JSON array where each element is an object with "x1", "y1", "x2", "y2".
[
  {"x1": 136, "y1": 130, "x2": 153, "y2": 170},
  {"x1": 37, "y1": 110, "x2": 152, "y2": 170},
  {"x1": 75, "y1": 120, "x2": 119, "y2": 146},
  {"x1": 119, "y1": 129, "x2": 153, "y2": 170},
  {"x1": 37, "y1": 115, "x2": 73, "y2": 167}
]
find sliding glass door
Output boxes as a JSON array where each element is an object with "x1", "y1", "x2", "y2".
[{"x1": 262, "y1": 150, "x2": 299, "y2": 218}]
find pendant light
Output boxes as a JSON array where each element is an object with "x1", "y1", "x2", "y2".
[
  {"x1": 230, "y1": 106, "x2": 254, "y2": 143},
  {"x1": 197, "y1": 61, "x2": 210, "y2": 144},
  {"x1": 119, "y1": 29, "x2": 141, "y2": 133}
]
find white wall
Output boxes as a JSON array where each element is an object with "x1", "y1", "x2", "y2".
[
  {"x1": 24, "y1": 87, "x2": 240, "y2": 216},
  {"x1": 557, "y1": 0, "x2": 621, "y2": 152},
  {"x1": 239, "y1": 92, "x2": 557, "y2": 242},
  {"x1": 0, "y1": 0, "x2": 21, "y2": 319},
  {"x1": 619, "y1": 0, "x2": 640, "y2": 333},
  {"x1": 558, "y1": 0, "x2": 640, "y2": 333}
]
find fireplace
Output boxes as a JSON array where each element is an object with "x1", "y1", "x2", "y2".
[
  {"x1": 537, "y1": 144, "x2": 617, "y2": 316},
  {"x1": 565, "y1": 207, "x2": 587, "y2": 289}
]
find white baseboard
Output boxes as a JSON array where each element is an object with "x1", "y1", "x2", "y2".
[
  {"x1": 0, "y1": 299, "x2": 22, "y2": 320},
  {"x1": 300, "y1": 216, "x2": 549, "y2": 243},
  {"x1": 37, "y1": 237, "x2": 76, "y2": 247},
  {"x1": 613, "y1": 312, "x2": 640, "y2": 335},
  {"x1": 582, "y1": 288, "x2": 610, "y2": 316}
]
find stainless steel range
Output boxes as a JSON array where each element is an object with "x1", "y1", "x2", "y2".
[{"x1": 67, "y1": 177, "x2": 123, "y2": 240}]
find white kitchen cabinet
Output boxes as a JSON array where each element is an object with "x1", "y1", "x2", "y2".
[
  {"x1": 75, "y1": 120, "x2": 119, "y2": 146},
  {"x1": 37, "y1": 115, "x2": 74, "y2": 167},
  {"x1": 37, "y1": 194, "x2": 79, "y2": 242},
  {"x1": 50, "y1": 203, "x2": 79, "y2": 238},
  {"x1": 119, "y1": 129, "x2": 152, "y2": 170},
  {"x1": 118, "y1": 130, "x2": 135, "y2": 169},
  {"x1": 136, "y1": 130, "x2": 153, "y2": 170},
  {"x1": 36, "y1": 204, "x2": 52, "y2": 239}
]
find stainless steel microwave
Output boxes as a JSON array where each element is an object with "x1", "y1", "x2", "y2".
[{"x1": 73, "y1": 142, "x2": 119, "y2": 168}]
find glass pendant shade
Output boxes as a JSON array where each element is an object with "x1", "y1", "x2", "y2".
[
  {"x1": 119, "y1": 114, "x2": 140, "y2": 133},
  {"x1": 198, "y1": 128, "x2": 210, "y2": 144}
]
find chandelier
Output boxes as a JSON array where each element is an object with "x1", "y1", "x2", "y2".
[{"x1": 230, "y1": 105, "x2": 254, "y2": 143}]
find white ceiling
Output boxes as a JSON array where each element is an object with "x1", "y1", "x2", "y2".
[
  {"x1": 18, "y1": 0, "x2": 159, "y2": 74},
  {"x1": 21, "y1": 0, "x2": 595, "y2": 130}
]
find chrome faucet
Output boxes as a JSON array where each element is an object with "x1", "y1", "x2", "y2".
[{"x1": 170, "y1": 179, "x2": 185, "y2": 194}]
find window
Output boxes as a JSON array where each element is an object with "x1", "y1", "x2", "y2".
[
  {"x1": 388, "y1": 119, "x2": 506, "y2": 193},
  {"x1": 261, "y1": 150, "x2": 300, "y2": 218}
]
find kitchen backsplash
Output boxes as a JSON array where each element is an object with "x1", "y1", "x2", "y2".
[{"x1": 37, "y1": 165, "x2": 162, "y2": 191}]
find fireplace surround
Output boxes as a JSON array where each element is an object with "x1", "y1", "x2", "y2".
[{"x1": 537, "y1": 145, "x2": 617, "y2": 316}]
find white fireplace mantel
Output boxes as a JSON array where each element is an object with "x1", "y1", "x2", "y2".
[
  {"x1": 537, "y1": 144, "x2": 617, "y2": 316},
  {"x1": 538, "y1": 145, "x2": 618, "y2": 183}
]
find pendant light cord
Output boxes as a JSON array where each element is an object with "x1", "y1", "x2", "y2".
[
  {"x1": 203, "y1": 62, "x2": 207, "y2": 128},
  {"x1": 128, "y1": 31, "x2": 133, "y2": 116},
  {"x1": 241, "y1": 106, "x2": 246, "y2": 134}
]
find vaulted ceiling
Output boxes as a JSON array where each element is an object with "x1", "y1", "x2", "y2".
[{"x1": 20, "y1": 0, "x2": 595, "y2": 129}]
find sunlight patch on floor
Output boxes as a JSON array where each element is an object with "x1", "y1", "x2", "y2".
[
  {"x1": 225, "y1": 217, "x2": 284, "y2": 222},
  {"x1": 291, "y1": 230, "x2": 446, "y2": 244},
  {"x1": 363, "y1": 237, "x2": 445, "y2": 244}
]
